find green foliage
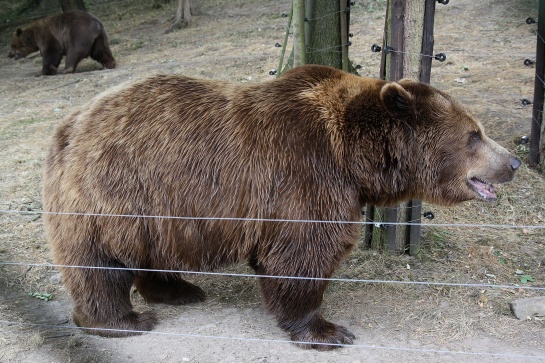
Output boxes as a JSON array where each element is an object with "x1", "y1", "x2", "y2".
[
  {"x1": 17, "y1": 117, "x2": 41, "y2": 126},
  {"x1": 519, "y1": 275, "x2": 535, "y2": 284},
  {"x1": 29, "y1": 292, "x2": 54, "y2": 301},
  {"x1": 12, "y1": 0, "x2": 40, "y2": 16},
  {"x1": 362, "y1": 0, "x2": 386, "y2": 13}
]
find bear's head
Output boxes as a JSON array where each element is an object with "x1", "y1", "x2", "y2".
[
  {"x1": 380, "y1": 80, "x2": 520, "y2": 206},
  {"x1": 8, "y1": 28, "x2": 38, "y2": 60}
]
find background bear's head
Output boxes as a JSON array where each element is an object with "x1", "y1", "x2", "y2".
[
  {"x1": 379, "y1": 80, "x2": 521, "y2": 206},
  {"x1": 8, "y1": 28, "x2": 38, "y2": 60}
]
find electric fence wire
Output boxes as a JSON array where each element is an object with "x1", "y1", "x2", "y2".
[
  {"x1": 1, "y1": 319, "x2": 545, "y2": 360},
  {"x1": 2, "y1": 209, "x2": 545, "y2": 230}
]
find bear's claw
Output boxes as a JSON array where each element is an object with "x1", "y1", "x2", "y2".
[
  {"x1": 290, "y1": 322, "x2": 355, "y2": 351},
  {"x1": 73, "y1": 310, "x2": 158, "y2": 337}
]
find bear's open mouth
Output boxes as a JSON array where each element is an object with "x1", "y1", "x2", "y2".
[{"x1": 467, "y1": 177, "x2": 497, "y2": 201}]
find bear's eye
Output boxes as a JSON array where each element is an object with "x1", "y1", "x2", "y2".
[{"x1": 467, "y1": 130, "x2": 481, "y2": 148}]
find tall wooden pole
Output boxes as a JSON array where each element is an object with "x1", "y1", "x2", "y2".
[
  {"x1": 340, "y1": 0, "x2": 349, "y2": 72},
  {"x1": 293, "y1": 0, "x2": 306, "y2": 67},
  {"x1": 304, "y1": 0, "x2": 316, "y2": 48},
  {"x1": 408, "y1": 0, "x2": 437, "y2": 255},
  {"x1": 277, "y1": 4, "x2": 293, "y2": 77},
  {"x1": 530, "y1": 0, "x2": 545, "y2": 168},
  {"x1": 365, "y1": 0, "x2": 434, "y2": 255}
]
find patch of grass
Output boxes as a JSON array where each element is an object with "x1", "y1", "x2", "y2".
[
  {"x1": 359, "y1": 0, "x2": 386, "y2": 14},
  {"x1": 29, "y1": 332, "x2": 44, "y2": 348},
  {"x1": 131, "y1": 40, "x2": 145, "y2": 50},
  {"x1": 17, "y1": 117, "x2": 42, "y2": 126},
  {"x1": 424, "y1": 227, "x2": 452, "y2": 247},
  {"x1": 417, "y1": 227, "x2": 455, "y2": 262}
]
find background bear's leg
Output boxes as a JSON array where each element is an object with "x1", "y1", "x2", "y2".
[
  {"x1": 134, "y1": 272, "x2": 205, "y2": 304},
  {"x1": 255, "y1": 265, "x2": 355, "y2": 350},
  {"x1": 63, "y1": 49, "x2": 85, "y2": 74},
  {"x1": 41, "y1": 50, "x2": 62, "y2": 75},
  {"x1": 61, "y1": 255, "x2": 157, "y2": 337},
  {"x1": 90, "y1": 34, "x2": 116, "y2": 69}
]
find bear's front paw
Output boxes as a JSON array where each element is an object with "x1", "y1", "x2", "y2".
[
  {"x1": 289, "y1": 320, "x2": 355, "y2": 351},
  {"x1": 73, "y1": 310, "x2": 158, "y2": 337}
]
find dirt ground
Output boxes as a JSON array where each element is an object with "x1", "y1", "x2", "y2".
[{"x1": 1, "y1": 0, "x2": 545, "y2": 362}]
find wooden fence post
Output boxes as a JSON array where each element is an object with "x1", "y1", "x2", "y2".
[
  {"x1": 340, "y1": 0, "x2": 349, "y2": 72},
  {"x1": 364, "y1": 0, "x2": 436, "y2": 256},
  {"x1": 292, "y1": 0, "x2": 306, "y2": 67},
  {"x1": 530, "y1": 0, "x2": 545, "y2": 168}
]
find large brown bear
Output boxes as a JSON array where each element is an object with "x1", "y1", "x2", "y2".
[
  {"x1": 43, "y1": 65, "x2": 520, "y2": 350},
  {"x1": 8, "y1": 10, "x2": 116, "y2": 75}
]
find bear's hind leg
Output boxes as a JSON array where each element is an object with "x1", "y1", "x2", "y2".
[
  {"x1": 62, "y1": 260, "x2": 157, "y2": 337},
  {"x1": 62, "y1": 49, "x2": 85, "y2": 74},
  {"x1": 134, "y1": 272, "x2": 206, "y2": 305},
  {"x1": 90, "y1": 34, "x2": 116, "y2": 69}
]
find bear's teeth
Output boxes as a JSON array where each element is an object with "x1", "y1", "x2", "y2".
[{"x1": 469, "y1": 177, "x2": 497, "y2": 201}]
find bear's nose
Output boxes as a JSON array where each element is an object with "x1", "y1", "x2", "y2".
[{"x1": 511, "y1": 156, "x2": 522, "y2": 171}]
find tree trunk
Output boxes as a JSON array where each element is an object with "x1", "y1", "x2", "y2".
[
  {"x1": 59, "y1": 0, "x2": 86, "y2": 12},
  {"x1": 306, "y1": 0, "x2": 342, "y2": 68},
  {"x1": 166, "y1": 0, "x2": 194, "y2": 33},
  {"x1": 280, "y1": 0, "x2": 350, "y2": 73}
]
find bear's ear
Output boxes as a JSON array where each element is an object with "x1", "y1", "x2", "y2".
[
  {"x1": 380, "y1": 81, "x2": 414, "y2": 118},
  {"x1": 16, "y1": 28, "x2": 23, "y2": 36}
]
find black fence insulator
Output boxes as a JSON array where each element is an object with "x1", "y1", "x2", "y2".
[
  {"x1": 524, "y1": 59, "x2": 535, "y2": 66},
  {"x1": 349, "y1": 33, "x2": 354, "y2": 37},
  {"x1": 434, "y1": 53, "x2": 446, "y2": 62},
  {"x1": 350, "y1": 1, "x2": 356, "y2": 5},
  {"x1": 526, "y1": 17, "x2": 537, "y2": 25},
  {"x1": 384, "y1": 46, "x2": 394, "y2": 54},
  {"x1": 521, "y1": 98, "x2": 533, "y2": 106},
  {"x1": 274, "y1": 43, "x2": 281, "y2": 48},
  {"x1": 371, "y1": 44, "x2": 394, "y2": 54},
  {"x1": 371, "y1": 43, "x2": 382, "y2": 52},
  {"x1": 521, "y1": 135, "x2": 530, "y2": 144},
  {"x1": 269, "y1": 69, "x2": 277, "y2": 75},
  {"x1": 423, "y1": 211, "x2": 435, "y2": 220},
  {"x1": 437, "y1": 0, "x2": 449, "y2": 4},
  {"x1": 355, "y1": 64, "x2": 362, "y2": 69},
  {"x1": 281, "y1": 13, "x2": 288, "y2": 18}
]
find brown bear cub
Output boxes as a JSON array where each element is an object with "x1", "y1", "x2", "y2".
[
  {"x1": 43, "y1": 65, "x2": 520, "y2": 350},
  {"x1": 8, "y1": 10, "x2": 116, "y2": 75}
]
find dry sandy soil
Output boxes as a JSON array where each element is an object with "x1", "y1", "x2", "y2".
[{"x1": 1, "y1": 0, "x2": 545, "y2": 362}]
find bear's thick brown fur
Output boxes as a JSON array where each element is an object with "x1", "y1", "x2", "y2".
[
  {"x1": 8, "y1": 10, "x2": 116, "y2": 75},
  {"x1": 43, "y1": 65, "x2": 520, "y2": 350}
]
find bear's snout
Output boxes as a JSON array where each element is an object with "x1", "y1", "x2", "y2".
[
  {"x1": 8, "y1": 49, "x2": 21, "y2": 59},
  {"x1": 510, "y1": 156, "x2": 522, "y2": 171},
  {"x1": 465, "y1": 140, "x2": 520, "y2": 202}
]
